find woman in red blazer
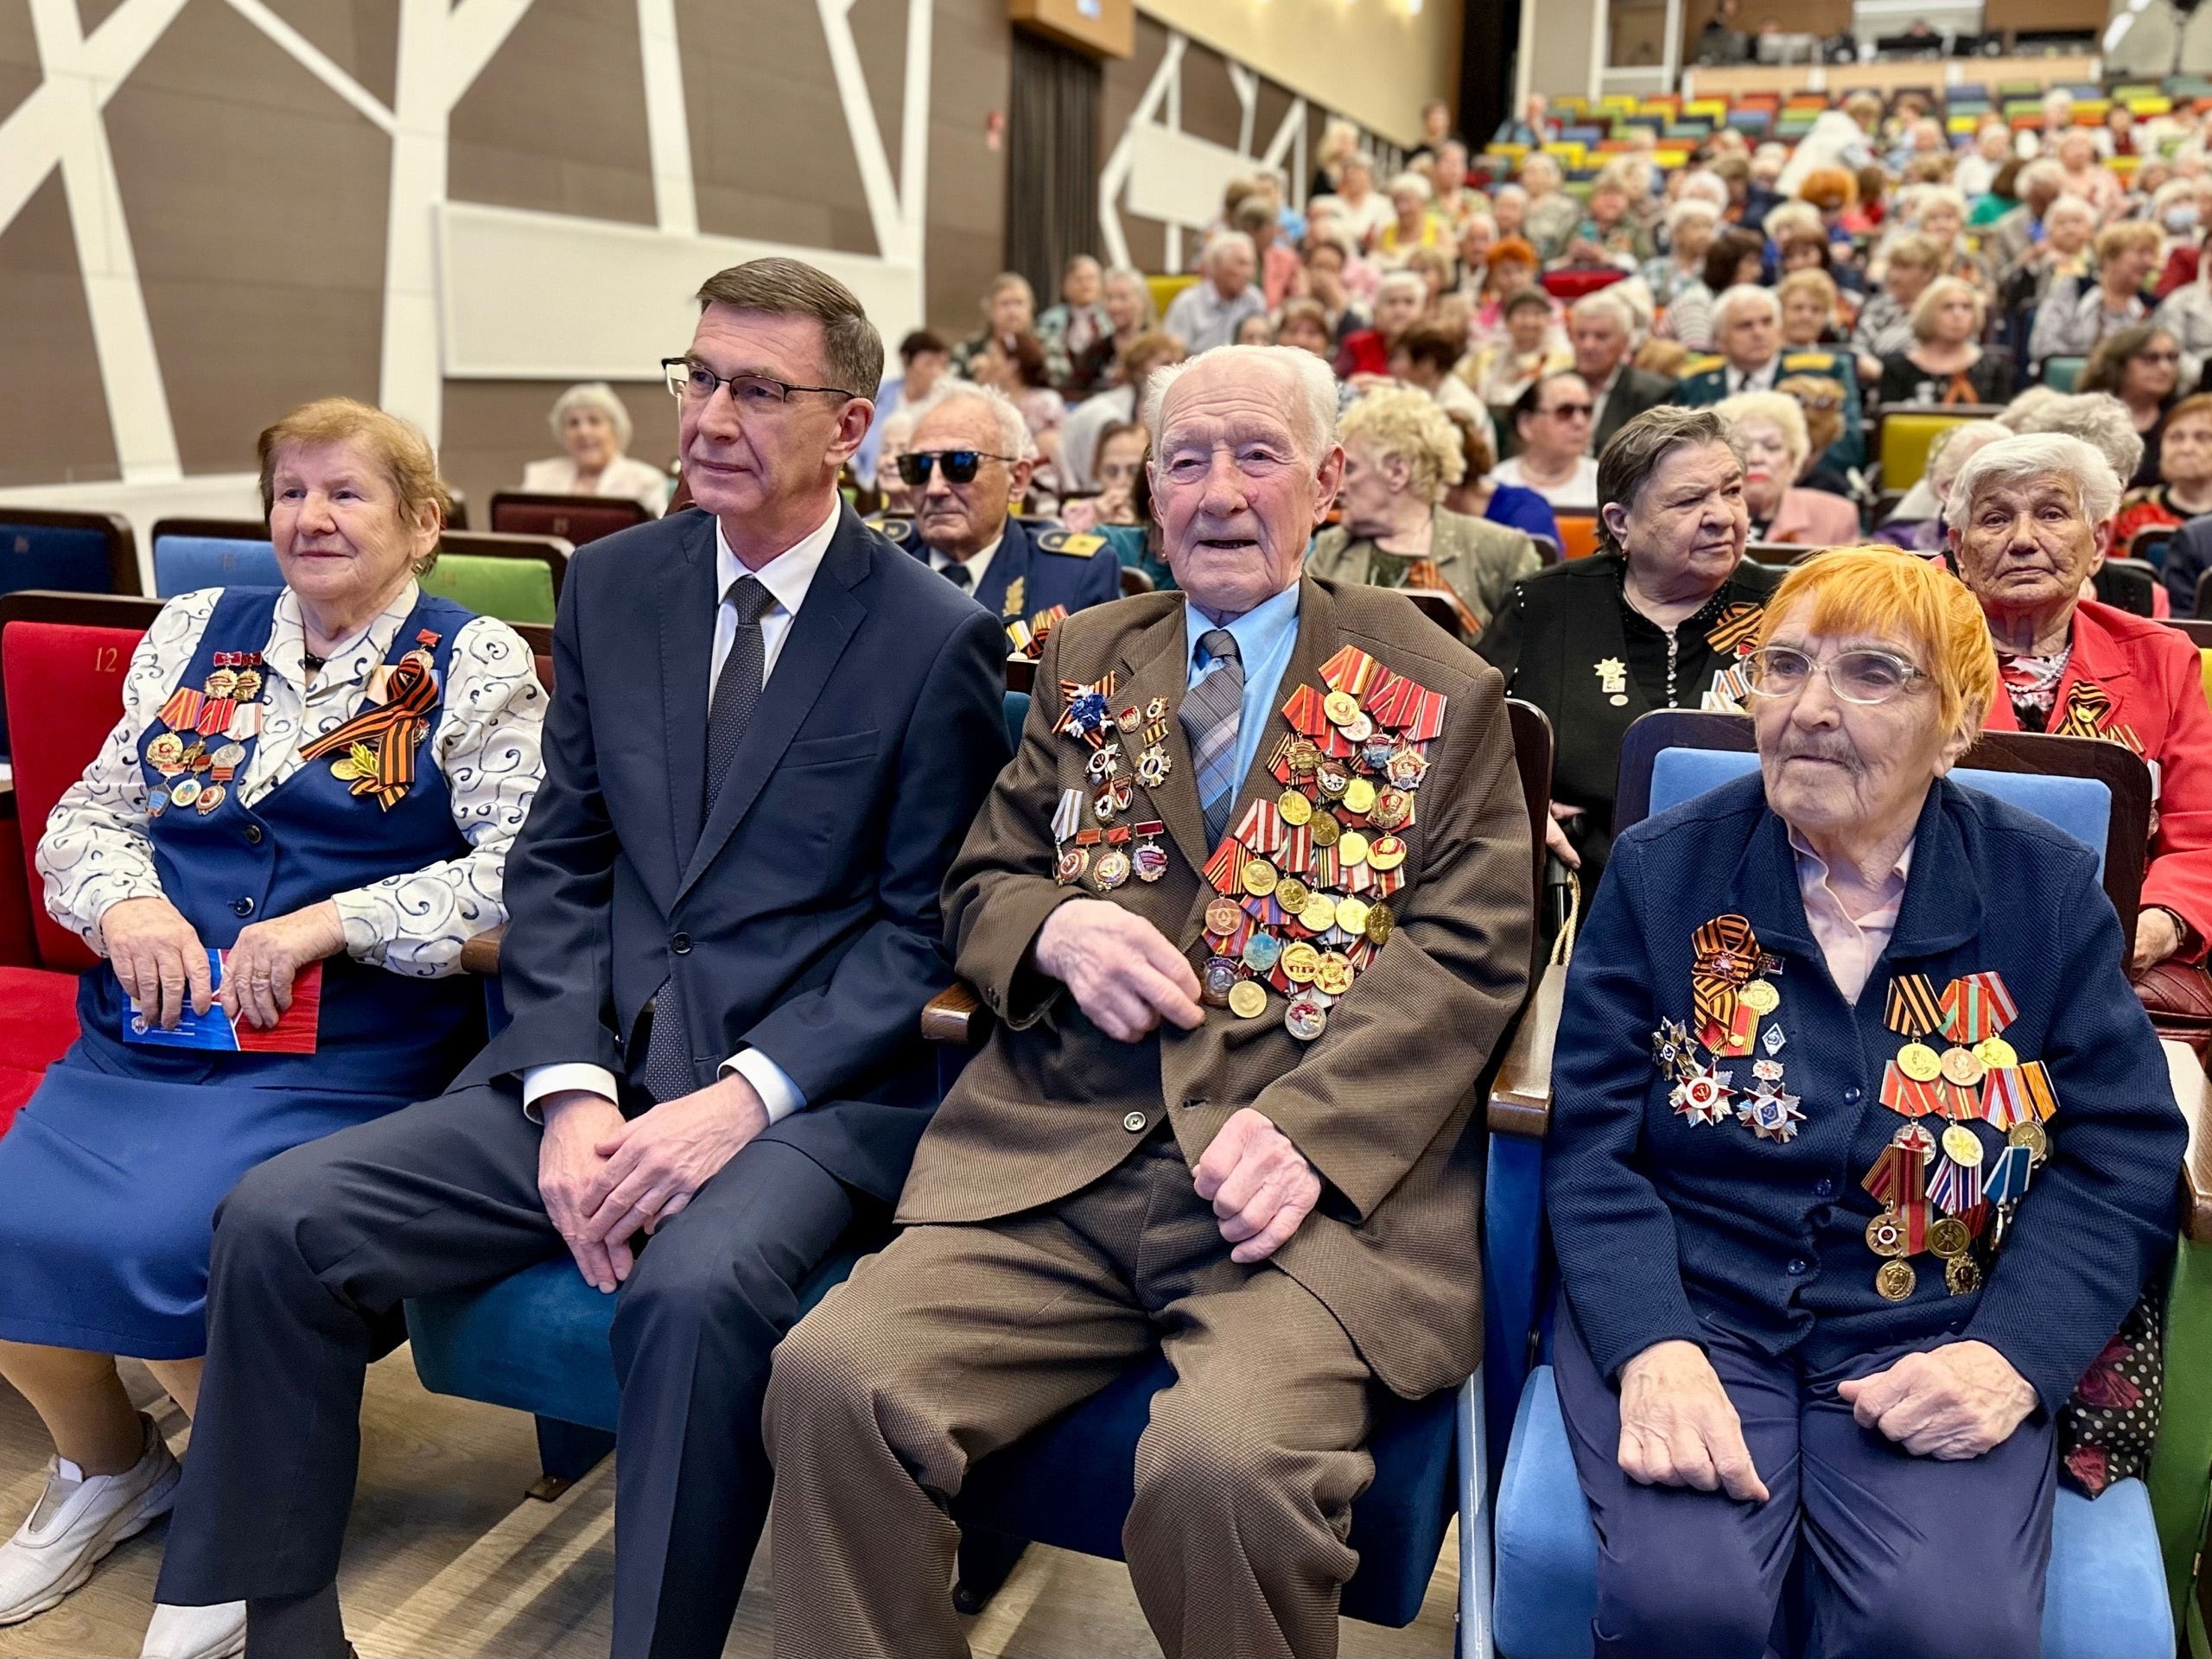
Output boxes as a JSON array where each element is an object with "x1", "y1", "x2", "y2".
[{"x1": 1951, "y1": 432, "x2": 2212, "y2": 1029}]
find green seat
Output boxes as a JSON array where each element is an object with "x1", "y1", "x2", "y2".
[
  {"x1": 418, "y1": 552, "x2": 556, "y2": 624},
  {"x1": 2044, "y1": 356, "x2": 2088, "y2": 392},
  {"x1": 1878, "y1": 410, "x2": 1981, "y2": 493}
]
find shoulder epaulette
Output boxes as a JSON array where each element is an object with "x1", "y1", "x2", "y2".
[{"x1": 1035, "y1": 528, "x2": 1109, "y2": 558}]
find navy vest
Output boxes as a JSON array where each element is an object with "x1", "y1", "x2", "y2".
[{"x1": 75, "y1": 588, "x2": 486, "y2": 1096}]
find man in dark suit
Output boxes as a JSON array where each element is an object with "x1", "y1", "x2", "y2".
[
  {"x1": 152, "y1": 258, "x2": 1011, "y2": 1659},
  {"x1": 1573, "y1": 290, "x2": 1675, "y2": 456},
  {"x1": 1675, "y1": 284, "x2": 1865, "y2": 472},
  {"x1": 885, "y1": 380, "x2": 1122, "y2": 631}
]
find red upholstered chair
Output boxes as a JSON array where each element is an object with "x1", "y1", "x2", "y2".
[
  {"x1": 488, "y1": 493, "x2": 651, "y2": 547},
  {"x1": 0, "y1": 592, "x2": 160, "y2": 1134}
]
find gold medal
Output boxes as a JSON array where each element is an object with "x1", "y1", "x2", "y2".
[
  {"x1": 1274, "y1": 877, "x2": 1310, "y2": 915},
  {"x1": 1228, "y1": 980, "x2": 1268, "y2": 1020},
  {"x1": 1363, "y1": 903, "x2": 1394, "y2": 945},
  {"x1": 1240, "y1": 858, "x2": 1279, "y2": 897},
  {"x1": 1314, "y1": 952, "x2": 1355, "y2": 996},
  {"x1": 201, "y1": 667, "x2": 238, "y2": 699},
  {"x1": 1281, "y1": 942, "x2": 1322, "y2": 985},
  {"x1": 2008, "y1": 1120, "x2": 2050, "y2": 1162},
  {"x1": 1342, "y1": 778, "x2": 1377, "y2": 816},
  {"x1": 1277, "y1": 789, "x2": 1313, "y2": 826},
  {"x1": 1367, "y1": 835, "x2": 1407, "y2": 870},
  {"x1": 231, "y1": 668, "x2": 264, "y2": 702},
  {"x1": 1287, "y1": 739, "x2": 1319, "y2": 775},
  {"x1": 1300, "y1": 893, "x2": 1338, "y2": 933},
  {"x1": 1975, "y1": 1036, "x2": 2018, "y2": 1070},
  {"x1": 1939, "y1": 1046, "x2": 1985, "y2": 1087},
  {"x1": 1092, "y1": 849, "x2": 1131, "y2": 889},
  {"x1": 1322, "y1": 690, "x2": 1361, "y2": 728},
  {"x1": 1897, "y1": 1042, "x2": 1942, "y2": 1083},
  {"x1": 1866, "y1": 1212, "x2": 1907, "y2": 1257},
  {"x1": 1939, "y1": 1124, "x2": 1984, "y2": 1168},
  {"x1": 1739, "y1": 979, "x2": 1779, "y2": 1015},
  {"x1": 1369, "y1": 787, "x2": 1412, "y2": 830},
  {"x1": 1928, "y1": 1217, "x2": 1971, "y2": 1260},
  {"x1": 1875, "y1": 1259, "x2": 1917, "y2": 1301},
  {"x1": 147, "y1": 733, "x2": 187, "y2": 773},
  {"x1": 1205, "y1": 897, "x2": 1243, "y2": 937},
  {"x1": 1337, "y1": 830, "x2": 1370, "y2": 868},
  {"x1": 1333, "y1": 897, "x2": 1371, "y2": 938},
  {"x1": 1308, "y1": 814, "x2": 1340, "y2": 849},
  {"x1": 1945, "y1": 1256, "x2": 1982, "y2": 1296}
]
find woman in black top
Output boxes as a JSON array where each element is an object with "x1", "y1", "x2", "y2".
[
  {"x1": 1877, "y1": 276, "x2": 2015, "y2": 408},
  {"x1": 2079, "y1": 323, "x2": 2182, "y2": 488},
  {"x1": 1478, "y1": 406, "x2": 1783, "y2": 883}
]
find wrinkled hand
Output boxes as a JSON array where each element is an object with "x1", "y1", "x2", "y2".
[
  {"x1": 1192, "y1": 1107, "x2": 1322, "y2": 1263},
  {"x1": 220, "y1": 901, "x2": 346, "y2": 1029},
  {"x1": 1618, "y1": 1339, "x2": 1770, "y2": 1502},
  {"x1": 100, "y1": 896, "x2": 211, "y2": 1030},
  {"x1": 2133, "y1": 906, "x2": 2184, "y2": 972},
  {"x1": 1546, "y1": 801, "x2": 1585, "y2": 872},
  {"x1": 1034, "y1": 899, "x2": 1205, "y2": 1042},
  {"x1": 578, "y1": 1072, "x2": 769, "y2": 1264},
  {"x1": 538, "y1": 1090, "x2": 630, "y2": 1292},
  {"x1": 1836, "y1": 1341, "x2": 2037, "y2": 1459}
]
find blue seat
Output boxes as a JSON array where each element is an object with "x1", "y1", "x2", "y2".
[
  {"x1": 153, "y1": 535, "x2": 279, "y2": 596},
  {"x1": 1002, "y1": 689, "x2": 1027, "y2": 748},
  {"x1": 0, "y1": 518, "x2": 127, "y2": 596},
  {"x1": 1486, "y1": 747, "x2": 2174, "y2": 1659},
  {"x1": 1494, "y1": 1368, "x2": 2172, "y2": 1659}
]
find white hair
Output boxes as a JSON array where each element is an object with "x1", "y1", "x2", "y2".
[
  {"x1": 2001, "y1": 392, "x2": 2145, "y2": 492},
  {"x1": 1678, "y1": 169, "x2": 1730, "y2": 210},
  {"x1": 1142, "y1": 345, "x2": 1339, "y2": 465},
  {"x1": 1762, "y1": 200, "x2": 1822, "y2": 241},
  {"x1": 1519, "y1": 153, "x2": 1560, "y2": 188},
  {"x1": 1713, "y1": 283, "x2": 1782, "y2": 330},
  {"x1": 1376, "y1": 269, "x2": 1427, "y2": 301},
  {"x1": 1388, "y1": 171, "x2": 1433, "y2": 201},
  {"x1": 2018, "y1": 157, "x2": 2067, "y2": 194},
  {"x1": 2044, "y1": 193, "x2": 2096, "y2": 227},
  {"x1": 1924, "y1": 418, "x2": 2010, "y2": 497},
  {"x1": 1570, "y1": 289, "x2": 1637, "y2": 334},
  {"x1": 1492, "y1": 182, "x2": 1529, "y2": 207},
  {"x1": 916, "y1": 379, "x2": 1034, "y2": 461},
  {"x1": 550, "y1": 382, "x2": 632, "y2": 450},
  {"x1": 1944, "y1": 432, "x2": 2123, "y2": 531},
  {"x1": 1202, "y1": 231, "x2": 1256, "y2": 270},
  {"x1": 1666, "y1": 196, "x2": 1722, "y2": 237},
  {"x1": 1911, "y1": 184, "x2": 1968, "y2": 222}
]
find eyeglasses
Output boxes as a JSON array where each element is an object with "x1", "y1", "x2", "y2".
[
  {"x1": 897, "y1": 450, "x2": 1020, "y2": 486},
  {"x1": 663, "y1": 358, "x2": 857, "y2": 408},
  {"x1": 1541, "y1": 403, "x2": 1595, "y2": 420},
  {"x1": 1744, "y1": 645, "x2": 1929, "y2": 705},
  {"x1": 2138, "y1": 350, "x2": 2182, "y2": 365}
]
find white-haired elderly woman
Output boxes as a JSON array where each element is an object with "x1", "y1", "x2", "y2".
[
  {"x1": 1950, "y1": 431, "x2": 2212, "y2": 1016},
  {"x1": 1308, "y1": 385, "x2": 1541, "y2": 632},
  {"x1": 1329, "y1": 150, "x2": 1393, "y2": 247},
  {"x1": 520, "y1": 383, "x2": 669, "y2": 515},
  {"x1": 2002, "y1": 390, "x2": 2147, "y2": 499},
  {"x1": 1377, "y1": 170, "x2": 1446, "y2": 264},
  {"x1": 1643, "y1": 198, "x2": 1721, "y2": 309},
  {"x1": 1878, "y1": 276, "x2": 2016, "y2": 406},
  {"x1": 1714, "y1": 390, "x2": 1860, "y2": 545},
  {"x1": 1878, "y1": 416, "x2": 2010, "y2": 551}
]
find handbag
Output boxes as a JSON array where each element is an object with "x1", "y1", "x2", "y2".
[{"x1": 2059, "y1": 1287, "x2": 2164, "y2": 1497}]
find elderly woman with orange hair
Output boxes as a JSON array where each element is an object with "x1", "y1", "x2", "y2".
[
  {"x1": 1548, "y1": 542, "x2": 2182, "y2": 1659},
  {"x1": 0, "y1": 397, "x2": 545, "y2": 1656}
]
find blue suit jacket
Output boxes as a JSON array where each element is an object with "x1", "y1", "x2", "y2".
[
  {"x1": 890, "y1": 513, "x2": 1122, "y2": 623},
  {"x1": 1675, "y1": 348, "x2": 1866, "y2": 474},
  {"x1": 461, "y1": 504, "x2": 1012, "y2": 1201},
  {"x1": 1547, "y1": 772, "x2": 2183, "y2": 1409}
]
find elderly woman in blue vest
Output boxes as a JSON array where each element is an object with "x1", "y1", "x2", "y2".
[
  {"x1": 1547, "y1": 546, "x2": 2183, "y2": 1658},
  {"x1": 0, "y1": 397, "x2": 545, "y2": 1658}
]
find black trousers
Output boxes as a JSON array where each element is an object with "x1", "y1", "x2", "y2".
[{"x1": 152, "y1": 1082, "x2": 860, "y2": 1659}]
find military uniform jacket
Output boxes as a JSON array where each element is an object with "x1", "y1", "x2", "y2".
[
  {"x1": 1675, "y1": 347, "x2": 1866, "y2": 473},
  {"x1": 900, "y1": 577, "x2": 1536, "y2": 1399},
  {"x1": 1475, "y1": 552, "x2": 1783, "y2": 875},
  {"x1": 886, "y1": 512, "x2": 1122, "y2": 626}
]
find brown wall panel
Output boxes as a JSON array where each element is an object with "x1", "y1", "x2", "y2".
[
  {"x1": 1176, "y1": 39, "x2": 1241, "y2": 149},
  {"x1": 77, "y1": 0, "x2": 127, "y2": 37},
  {"x1": 258, "y1": 0, "x2": 398, "y2": 107},
  {"x1": 105, "y1": 0, "x2": 388, "y2": 473},
  {"x1": 923, "y1": 0, "x2": 1008, "y2": 334},
  {"x1": 0, "y1": 0, "x2": 37, "y2": 129},
  {"x1": 1253, "y1": 79, "x2": 1294, "y2": 166},
  {"x1": 849, "y1": 0, "x2": 908, "y2": 182},
  {"x1": 0, "y1": 175, "x2": 121, "y2": 488},
  {"x1": 439, "y1": 378, "x2": 676, "y2": 526},
  {"x1": 679, "y1": 0, "x2": 879, "y2": 256},
  {"x1": 449, "y1": 0, "x2": 657, "y2": 225}
]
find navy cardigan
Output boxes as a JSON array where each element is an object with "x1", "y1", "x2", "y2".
[{"x1": 1547, "y1": 772, "x2": 2184, "y2": 1409}]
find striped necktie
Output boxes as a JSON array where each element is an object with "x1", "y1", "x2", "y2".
[{"x1": 1181, "y1": 628, "x2": 1244, "y2": 847}]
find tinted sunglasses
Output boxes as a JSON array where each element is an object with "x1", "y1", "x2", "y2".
[{"x1": 897, "y1": 449, "x2": 1018, "y2": 486}]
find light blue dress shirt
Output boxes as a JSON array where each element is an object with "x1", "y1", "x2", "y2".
[{"x1": 1184, "y1": 580, "x2": 1302, "y2": 792}]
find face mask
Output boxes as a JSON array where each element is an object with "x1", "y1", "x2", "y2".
[{"x1": 2168, "y1": 206, "x2": 2201, "y2": 232}]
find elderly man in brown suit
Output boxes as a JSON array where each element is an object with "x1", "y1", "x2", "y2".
[{"x1": 765, "y1": 343, "x2": 1535, "y2": 1659}]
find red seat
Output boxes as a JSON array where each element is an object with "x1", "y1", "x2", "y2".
[
  {"x1": 0, "y1": 610, "x2": 151, "y2": 1135},
  {"x1": 488, "y1": 492, "x2": 649, "y2": 547}
]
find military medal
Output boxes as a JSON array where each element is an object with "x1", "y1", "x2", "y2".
[
  {"x1": 148, "y1": 733, "x2": 187, "y2": 775},
  {"x1": 1738, "y1": 1088, "x2": 1803, "y2": 1142},
  {"x1": 1229, "y1": 980, "x2": 1268, "y2": 1020},
  {"x1": 1200, "y1": 957, "x2": 1241, "y2": 1007},
  {"x1": 1307, "y1": 813, "x2": 1340, "y2": 849},
  {"x1": 1242, "y1": 931, "x2": 1283, "y2": 975},
  {"x1": 1284, "y1": 996, "x2": 1328, "y2": 1041},
  {"x1": 1333, "y1": 897, "x2": 1371, "y2": 938},
  {"x1": 1133, "y1": 822, "x2": 1168, "y2": 882},
  {"x1": 147, "y1": 787, "x2": 170, "y2": 818},
  {"x1": 1875, "y1": 1259, "x2": 1917, "y2": 1301},
  {"x1": 169, "y1": 776, "x2": 203, "y2": 809},
  {"x1": 1093, "y1": 849, "x2": 1131, "y2": 890},
  {"x1": 1342, "y1": 778, "x2": 1376, "y2": 816},
  {"x1": 1367, "y1": 835, "x2": 1406, "y2": 871},
  {"x1": 1300, "y1": 893, "x2": 1337, "y2": 934},
  {"x1": 1281, "y1": 942, "x2": 1321, "y2": 986},
  {"x1": 195, "y1": 783, "x2": 226, "y2": 815},
  {"x1": 1595, "y1": 656, "x2": 1630, "y2": 708}
]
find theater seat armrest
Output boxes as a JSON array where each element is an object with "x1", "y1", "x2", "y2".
[
  {"x1": 2166, "y1": 1038, "x2": 2212, "y2": 1241},
  {"x1": 1488, "y1": 960, "x2": 1566, "y2": 1138},
  {"x1": 460, "y1": 925, "x2": 505, "y2": 977},
  {"x1": 922, "y1": 981, "x2": 993, "y2": 1046}
]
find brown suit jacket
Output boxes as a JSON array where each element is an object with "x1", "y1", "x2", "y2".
[{"x1": 898, "y1": 575, "x2": 1535, "y2": 1398}]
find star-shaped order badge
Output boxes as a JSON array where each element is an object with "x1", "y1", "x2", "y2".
[
  {"x1": 1738, "y1": 1087, "x2": 1805, "y2": 1143},
  {"x1": 1671, "y1": 1059, "x2": 1735, "y2": 1127},
  {"x1": 1650, "y1": 1017, "x2": 1695, "y2": 1080}
]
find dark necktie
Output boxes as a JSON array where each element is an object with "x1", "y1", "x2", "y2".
[
  {"x1": 640, "y1": 574, "x2": 774, "y2": 1103},
  {"x1": 1181, "y1": 629, "x2": 1244, "y2": 847},
  {"x1": 940, "y1": 560, "x2": 972, "y2": 591}
]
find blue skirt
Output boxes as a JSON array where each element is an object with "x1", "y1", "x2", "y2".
[{"x1": 0, "y1": 1044, "x2": 410, "y2": 1358}]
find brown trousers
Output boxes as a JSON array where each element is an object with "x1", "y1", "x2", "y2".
[{"x1": 764, "y1": 1132, "x2": 1376, "y2": 1659}]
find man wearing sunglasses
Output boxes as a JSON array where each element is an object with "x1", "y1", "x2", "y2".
[
  {"x1": 892, "y1": 382, "x2": 1122, "y2": 626},
  {"x1": 156, "y1": 257, "x2": 1011, "y2": 1659}
]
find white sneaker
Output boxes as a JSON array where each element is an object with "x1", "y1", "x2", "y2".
[
  {"x1": 0, "y1": 1414, "x2": 179, "y2": 1624},
  {"x1": 141, "y1": 1599, "x2": 247, "y2": 1659}
]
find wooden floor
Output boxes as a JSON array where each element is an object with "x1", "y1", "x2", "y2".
[{"x1": 0, "y1": 1355, "x2": 1460, "y2": 1658}]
